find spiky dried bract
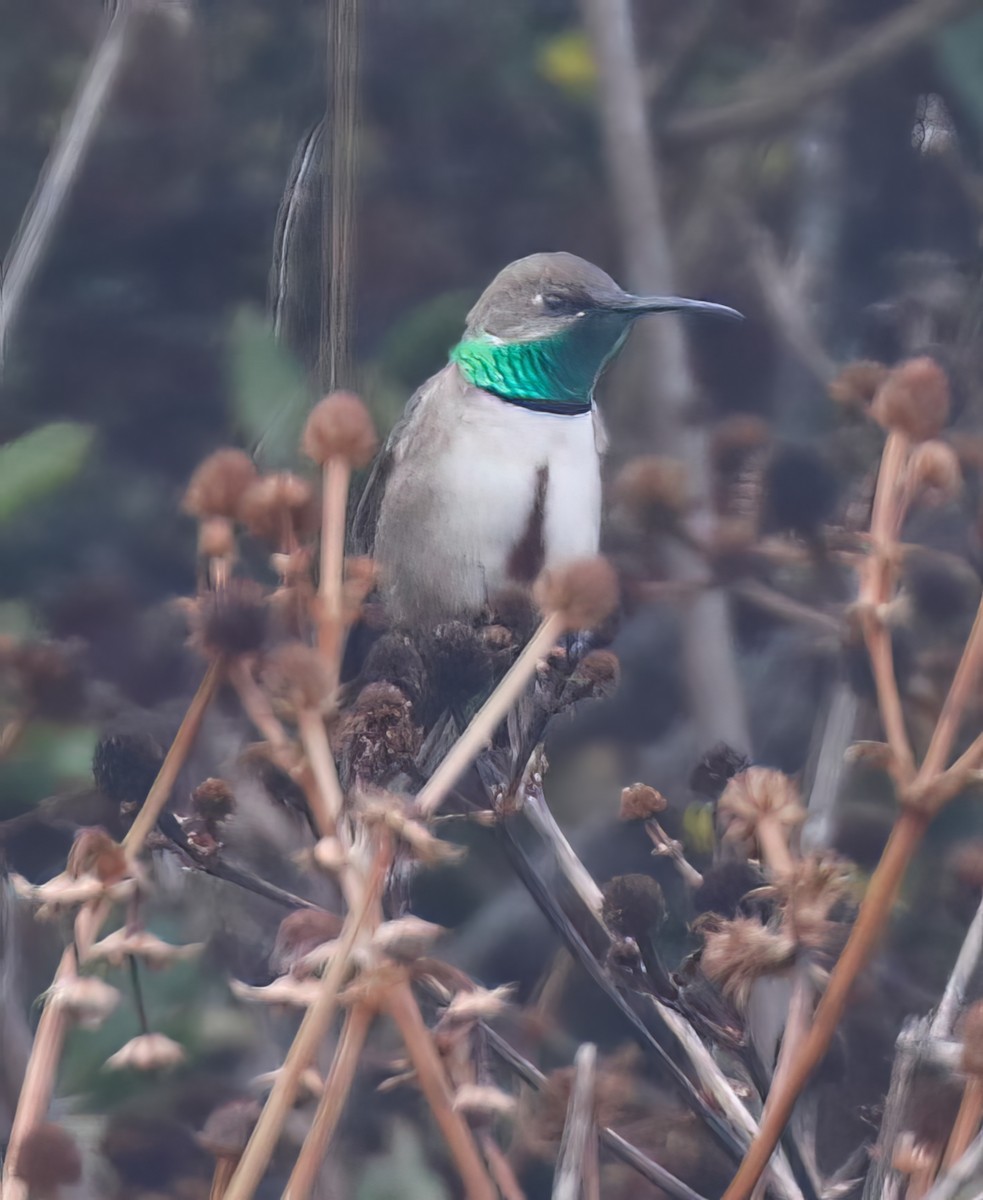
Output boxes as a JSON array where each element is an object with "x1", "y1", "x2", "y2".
[
  {"x1": 238, "y1": 472, "x2": 318, "y2": 543},
  {"x1": 262, "y1": 641, "x2": 334, "y2": 714},
  {"x1": 756, "y1": 855, "x2": 855, "y2": 951},
  {"x1": 613, "y1": 455, "x2": 689, "y2": 528},
  {"x1": 183, "y1": 449, "x2": 258, "y2": 519},
  {"x1": 93, "y1": 730, "x2": 165, "y2": 809},
  {"x1": 13, "y1": 1122, "x2": 82, "y2": 1190},
  {"x1": 372, "y1": 915, "x2": 445, "y2": 959},
  {"x1": 962, "y1": 1002, "x2": 983, "y2": 1075},
  {"x1": 828, "y1": 360, "x2": 890, "y2": 412},
  {"x1": 198, "y1": 1099, "x2": 261, "y2": 1159},
  {"x1": 690, "y1": 742, "x2": 750, "y2": 801},
  {"x1": 302, "y1": 391, "x2": 378, "y2": 468},
  {"x1": 453, "y1": 1084, "x2": 517, "y2": 1118},
  {"x1": 191, "y1": 777, "x2": 236, "y2": 825},
  {"x1": 532, "y1": 556, "x2": 619, "y2": 631},
  {"x1": 700, "y1": 917, "x2": 795, "y2": 1009},
  {"x1": 270, "y1": 909, "x2": 343, "y2": 975},
  {"x1": 602, "y1": 874, "x2": 666, "y2": 941},
  {"x1": 908, "y1": 439, "x2": 962, "y2": 504},
  {"x1": 871, "y1": 357, "x2": 951, "y2": 442},
  {"x1": 86, "y1": 929, "x2": 202, "y2": 970},
  {"x1": 49, "y1": 975, "x2": 121, "y2": 1029},
  {"x1": 338, "y1": 682, "x2": 422, "y2": 785},
  {"x1": 66, "y1": 826, "x2": 128, "y2": 883},
  {"x1": 619, "y1": 782, "x2": 667, "y2": 821},
  {"x1": 189, "y1": 580, "x2": 269, "y2": 658},
  {"x1": 718, "y1": 767, "x2": 805, "y2": 844},
  {"x1": 442, "y1": 984, "x2": 515, "y2": 1025},
  {"x1": 105, "y1": 1032, "x2": 186, "y2": 1071},
  {"x1": 564, "y1": 649, "x2": 620, "y2": 702}
]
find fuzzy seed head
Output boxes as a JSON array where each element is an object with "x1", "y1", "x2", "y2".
[
  {"x1": 262, "y1": 641, "x2": 334, "y2": 714},
  {"x1": 613, "y1": 455, "x2": 689, "y2": 528},
  {"x1": 191, "y1": 777, "x2": 236, "y2": 824},
  {"x1": 563, "y1": 649, "x2": 620, "y2": 703},
  {"x1": 238, "y1": 473, "x2": 318, "y2": 543},
  {"x1": 184, "y1": 449, "x2": 258, "y2": 519},
  {"x1": 908, "y1": 439, "x2": 962, "y2": 504},
  {"x1": 453, "y1": 1084, "x2": 516, "y2": 1119},
  {"x1": 13, "y1": 1123, "x2": 82, "y2": 1191},
  {"x1": 442, "y1": 984, "x2": 515, "y2": 1025},
  {"x1": 105, "y1": 1032, "x2": 186, "y2": 1071},
  {"x1": 188, "y1": 580, "x2": 269, "y2": 658},
  {"x1": 86, "y1": 929, "x2": 203, "y2": 970},
  {"x1": 718, "y1": 766, "x2": 805, "y2": 845},
  {"x1": 50, "y1": 975, "x2": 122, "y2": 1029},
  {"x1": 700, "y1": 916, "x2": 796, "y2": 1008},
  {"x1": 302, "y1": 391, "x2": 378, "y2": 468},
  {"x1": 198, "y1": 516, "x2": 236, "y2": 560},
  {"x1": 828, "y1": 360, "x2": 890, "y2": 412},
  {"x1": 602, "y1": 874, "x2": 666, "y2": 941},
  {"x1": 962, "y1": 1001, "x2": 983, "y2": 1075},
  {"x1": 532, "y1": 556, "x2": 619, "y2": 631},
  {"x1": 619, "y1": 783, "x2": 667, "y2": 821},
  {"x1": 338, "y1": 682, "x2": 422, "y2": 786},
  {"x1": 871, "y1": 357, "x2": 951, "y2": 442},
  {"x1": 690, "y1": 743, "x2": 751, "y2": 801},
  {"x1": 755, "y1": 855, "x2": 855, "y2": 952},
  {"x1": 372, "y1": 915, "x2": 445, "y2": 960}
]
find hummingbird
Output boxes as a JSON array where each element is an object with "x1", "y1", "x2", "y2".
[{"x1": 353, "y1": 252, "x2": 740, "y2": 629}]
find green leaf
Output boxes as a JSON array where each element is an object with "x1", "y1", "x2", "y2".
[
  {"x1": 228, "y1": 305, "x2": 314, "y2": 469},
  {"x1": 0, "y1": 421, "x2": 93, "y2": 522}
]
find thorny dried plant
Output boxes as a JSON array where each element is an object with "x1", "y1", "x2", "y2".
[{"x1": 7, "y1": 347, "x2": 983, "y2": 1200}]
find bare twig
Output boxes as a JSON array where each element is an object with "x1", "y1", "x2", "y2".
[
  {"x1": 923, "y1": 1128, "x2": 983, "y2": 1200},
  {"x1": 553, "y1": 1042, "x2": 598, "y2": 1200}
]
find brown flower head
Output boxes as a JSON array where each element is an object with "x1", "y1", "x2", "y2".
[
  {"x1": 613, "y1": 455, "x2": 689, "y2": 529},
  {"x1": 619, "y1": 783, "x2": 667, "y2": 822},
  {"x1": 533, "y1": 556, "x2": 619, "y2": 631},
  {"x1": 238, "y1": 472, "x2": 318, "y2": 544},
  {"x1": 828, "y1": 360, "x2": 890, "y2": 413},
  {"x1": 561, "y1": 649, "x2": 620, "y2": 705},
  {"x1": 871, "y1": 357, "x2": 951, "y2": 442},
  {"x1": 961, "y1": 1001, "x2": 983, "y2": 1076},
  {"x1": 907, "y1": 439, "x2": 962, "y2": 505},
  {"x1": 187, "y1": 580, "x2": 269, "y2": 658},
  {"x1": 198, "y1": 515, "x2": 236, "y2": 560},
  {"x1": 302, "y1": 391, "x2": 378, "y2": 468},
  {"x1": 262, "y1": 641, "x2": 334, "y2": 715},
  {"x1": 602, "y1": 874, "x2": 666, "y2": 943},
  {"x1": 337, "y1": 681, "x2": 422, "y2": 786},
  {"x1": 754, "y1": 855, "x2": 856, "y2": 952},
  {"x1": 13, "y1": 1122, "x2": 82, "y2": 1192},
  {"x1": 183, "y1": 449, "x2": 258, "y2": 519},
  {"x1": 717, "y1": 767, "x2": 805, "y2": 845},
  {"x1": 699, "y1": 916, "x2": 795, "y2": 1008},
  {"x1": 191, "y1": 777, "x2": 236, "y2": 825}
]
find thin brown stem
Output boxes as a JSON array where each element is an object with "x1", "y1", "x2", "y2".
[
  {"x1": 317, "y1": 458, "x2": 351, "y2": 691},
  {"x1": 644, "y1": 819, "x2": 704, "y2": 887},
  {"x1": 229, "y1": 659, "x2": 293, "y2": 758},
  {"x1": 415, "y1": 613, "x2": 563, "y2": 817},
  {"x1": 385, "y1": 980, "x2": 497, "y2": 1200},
  {"x1": 210, "y1": 1156, "x2": 237, "y2": 1200},
  {"x1": 296, "y1": 708, "x2": 346, "y2": 835},
  {"x1": 223, "y1": 854, "x2": 384, "y2": 1200},
  {"x1": 722, "y1": 808, "x2": 928, "y2": 1200},
  {"x1": 919, "y1": 598, "x2": 983, "y2": 786},
  {"x1": 480, "y1": 1132, "x2": 527, "y2": 1200},
  {"x1": 942, "y1": 1076, "x2": 983, "y2": 1171}
]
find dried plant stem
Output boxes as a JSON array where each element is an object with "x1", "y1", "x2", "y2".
[
  {"x1": 229, "y1": 659, "x2": 293, "y2": 757},
  {"x1": 223, "y1": 857, "x2": 383, "y2": 1200},
  {"x1": 297, "y1": 708, "x2": 346, "y2": 833},
  {"x1": 722, "y1": 808, "x2": 928, "y2": 1200},
  {"x1": 553, "y1": 1042, "x2": 597, "y2": 1200},
  {"x1": 210, "y1": 1157, "x2": 237, "y2": 1200},
  {"x1": 385, "y1": 979, "x2": 497, "y2": 1200},
  {"x1": 924, "y1": 1129, "x2": 983, "y2": 1200},
  {"x1": 919, "y1": 597, "x2": 983, "y2": 784},
  {"x1": 283, "y1": 1001, "x2": 375, "y2": 1200},
  {"x1": 480, "y1": 1132, "x2": 527, "y2": 1200},
  {"x1": 416, "y1": 613, "x2": 564, "y2": 816},
  {"x1": 123, "y1": 659, "x2": 225, "y2": 854},
  {"x1": 942, "y1": 1077, "x2": 983, "y2": 1171},
  {"x1": 757, "y1": 816, "x2": 796, "y2": 877},
  {"x1": 645, "y1": 819, "x2": 703, "y2": 886},
  {"x1": 317, "y1": 457, "x2": 350, "y2": 689}
]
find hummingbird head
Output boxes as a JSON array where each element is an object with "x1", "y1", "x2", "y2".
[{"x1": 452, "y1": 252, "x2": 741, "y2": 414}]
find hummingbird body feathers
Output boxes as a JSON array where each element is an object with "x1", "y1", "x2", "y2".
[{"x1": 353, "y1": 252, "x2": 740, "y2": 629}]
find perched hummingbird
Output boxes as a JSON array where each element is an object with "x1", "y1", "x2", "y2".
[{"x1": 353, "y1": 252, "x2": 740, "y2": 628}]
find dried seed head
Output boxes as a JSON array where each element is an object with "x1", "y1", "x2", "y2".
[
  {"x1": 198, "y1": 516, "x2": 236, "y2": 560},
  {"x1": 191, "y1": 777, "x2": 236, "y2": 825},
  {"x1": 907, "y1": 439, "x2": 962, "y2": 504},
  {"x1": 302, "y1": 391, "x2": 378, "y2": 468},
  {"x1": 49, "y1": 975, "x2": 122, "y2": 1029},
  {"x1": 13, "y1": 1123, "x2": 82, "y2": 1191},
  {"x1": 442, "y1": 984, "x2": 515, "y2": 1025},
  {"x1": 619, "y1": 783, "x2": 667, "y2": 822},
  {"x1": 613, "y1": 455, "x2": 689, "y2": 529},
  {"x1": 718, "y1": 767, "x2": 805, "y2": 845},
  {"x1": 418, "y1": 622, "x2": 494, "y2": 713},
  {"x1": 453, "y1": 1084, "x2": 516, "y2": 1119},
  {"x1": 105, "y1": 1032, "x2": 186, "y2": 1071},
  {"x1": 563, "y1": 649, "x2": 620, "y2": 704},
  {"x1": 756, "y1": 855, "x2": 855, "y2": 952},
  {"x1": 270, "y1": 909, "x2": 343, "y2": 976},
  {"x1": 183, "y1": 449, "x2": 258, "y2": 519},
  {"x1": 828, "y1": 360, "x2": 890, "y2": 413},
  {"x1": 700, "y1": 917, "x2": 795, "y2": 1008},
  {"x1": 198, "y1": 1099, "x2": 261, "y2": 1160},
  {"x1": 66, "y1": 826, "x2": 128, "y2": 883},
  {"x1": 690, "y1": 743, "x2": 750, "y2": 801},
  {"x1": 93, "y1": 730, "x2": 165, "y2": 810},
  {"x1": 188, "y1": 580, "x2": 269, "y2": 658},
  {"x1": 338, "y1": 682, "x2": 422, "y2": 786},
  {"x1": 11, "y1": 640, "x2": 86, "y2": 720},
  {"x1": 230, "y1": 976, "x2": 322, "y2": 1008},
  {"x1": 360, "y1": 632, "x2": 431, "y2": 715},
  {"x1": 962, "y1": 1001, "x2": 983, "y2": 1076},
  {"x1": 86, "y1": 929, "x2": 202, "y2": 970},
  {"x1": 533, "y1": 556, "x2": 619, "y2": 631},
  {"x1": 238, "y1": 473, "x2": 318, "y2": 543},
  {"x1": 262, "y1": 641, "x2": 334, "y2": 714},
  {"x1": 372, "y1": 915, "x2": 445, "y2": 960},
  {"x1": 692, "y1": 861, "x2": 767, "y2": 920},
  {"x1": 602, "y1": 874, "x2": 666, "y2": 942},
  {"x1": 871, "y1": 357, "x2": 951, "y2": 442}
]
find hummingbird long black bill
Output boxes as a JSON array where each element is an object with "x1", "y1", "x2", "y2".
[{"x1": 611, "y1": 294, "x2": 744, "y2": 320}]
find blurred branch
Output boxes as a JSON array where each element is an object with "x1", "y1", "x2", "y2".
[
  {"x1": 645, "y1": 0, "x2": 725, "y2": 109},
  {"x1": 553, "y1": 1043, "x2": 598, "y2": 1200},
  {"x1": 664, "y1": 0, "x2": 976, "y2": 146},
  {"x1": 581, "y1": 0, "x2": 750, "y2": 754},
  {"x1": 0, "y1": 1, "x2": 135, "y2": 374}
]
